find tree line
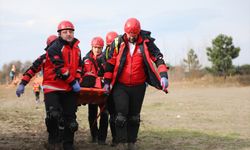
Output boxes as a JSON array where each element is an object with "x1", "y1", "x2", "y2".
[
  {"x1": 1, "y1": 34, "x2": 250, "y2": 84},
  {"x1": 0, "y1": 60, "x2": 32, "y2": 84},
  {"x1": 178, "y1": 34, "x2": 250, "y2": 79}
]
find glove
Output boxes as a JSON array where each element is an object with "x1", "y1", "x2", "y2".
[
  {"x1": 40, "y1": 86, "x2": 44, "y2": 93},
  {"x1": 160, "y1": 77, "x2": 168, "y2": 91},
  {"x1": 16, "y1": 84, "x2": 25, "y2": 97},
  {"x1": 72, "y1": 81, "x2": 81, "y2": 92},
  {"x1": 103, "y1": 84, "x2": 110, "y2": 94}
]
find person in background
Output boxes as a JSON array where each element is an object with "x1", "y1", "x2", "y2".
[
  {"x1": 104, "y1": 31, "x2": 119, "y2": 61},
  {"x1": 81, "y1": 36, "x2": 108, "y2": 145},
  {"x1": 9, "y1": 64, "x2": 16, "y2": 83},
  {"x1": 16, "y1": 35, "x2": 57, "y2": 97},
  {"x1": 104, "y1": 31, "x2": 119, "y2": 146},
  {"x1": 33, "y1": 79, "x2": 42, "y2": 104}
]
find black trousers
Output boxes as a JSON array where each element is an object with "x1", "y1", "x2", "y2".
[
  {"x1": 107, "y1": 94, "x2": 116, "y2": 143},
  {"x1": 88, "y1": 103, "x2": 108, "y2": 142},
  {"x1": 112, "y1": 83, "x2": 146, "y2": 143},
  {"x1": 35, "y1": 91, "x2": 40, "y2": 100},
  {"x1": 44, "y1": 91, "x2": 77, "y2": 146}
]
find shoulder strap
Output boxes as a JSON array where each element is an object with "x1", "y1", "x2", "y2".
[{"x1": 114, "y1": 37, "x2": 119, "y2": 54}]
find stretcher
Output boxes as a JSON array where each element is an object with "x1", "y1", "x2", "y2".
[{"x1": 77, "y1": 87, "x2": 108, "y2": 105}]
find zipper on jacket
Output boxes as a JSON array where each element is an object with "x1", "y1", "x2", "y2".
[
  {"x1": 129, "y1": 56, "x2": 132, "y2": 85},
  {"x1": 68, "y1": 50, "x2": 71, "y2": 64}
]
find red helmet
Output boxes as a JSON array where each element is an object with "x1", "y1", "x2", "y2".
[
  {"x1": 57, "y1": 20, "x2": 75, "y2": 32},
  {"x1": 91, "y1": 37, "x2": 104, "y2": 47},
  {"x1": 106, "y1": 31, "x2": 118, "y2": 45},
  {"x1": 46, "y1": 35, "x2": 57, "y2": 46},
  {"x1": 124, "y1": 18, "x2": 141, "y2": 35}
]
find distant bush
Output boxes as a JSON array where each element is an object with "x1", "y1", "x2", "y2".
[
  {"x1": 236, "y1": 64, "x2": 250, "y2": 75},
  {"x1": 236, "y1": 75, "x2": 250, "y2": 86}
]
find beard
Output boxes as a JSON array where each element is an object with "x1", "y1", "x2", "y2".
[
  {"x1": 128, "y1": 37, "x2": 137, "y2": 43},
  {"x1": 65, "y1": 36, "x2": 74, "y2": 42}
]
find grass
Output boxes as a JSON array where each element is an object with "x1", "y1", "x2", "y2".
[
  {"x1": 138, "y1": 128, "x2": 250, "y2": 150},
  {"x1": 0, "y1": 84, "x2": 250, "y2": 149}
]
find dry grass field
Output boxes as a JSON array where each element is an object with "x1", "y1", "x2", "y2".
[{"x1": 0, "y1": 81, "x2": 250, "y2": 150}]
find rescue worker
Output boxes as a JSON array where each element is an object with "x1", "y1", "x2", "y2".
[
  {"x1": 104, "y1": 31, "x2": 119, "y2": 146},
  {"x1": 33, "y1": 80, "x2": 42, "y2": 103},
  {"x1": 103, "y1": 18, "x2": 169, "y2": 150},
  {"x1": 16, "y1": 35, "x2": 57, "y2": 97},
  {"x1": 104, "y1": 31, "x2": 119, "y2": 61},
  {"x1": 9, "y1": 64, "x2": 16, "y2": 83},
  {"x1": 81, "y1": 37, "x2": 108, "y2": 145},
  {"x1": 42, "y1": 20, "x2": 82, "y2": 150}
]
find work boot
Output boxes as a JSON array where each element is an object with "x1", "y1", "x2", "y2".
[
  {"x1": 98, "y1": 140, "x2": 107, "y2": 145},
  {"x1": 54, "y1": 143, "x2": 63, "y2": 150},
  {"x1": 63, "y1": 144, "x2": 75, "y2": 150},
  {"x1": 128, "y1": 142, "x2": 136, "y2": 150},
  {"x1": 116, "y1": 143, "x2": 127, "y2": 150},
  {"x1": 110, "y1": 140, "x2": 118, "y2": 147},
  {"x1": 44, "y1": 143, "x2": 55, "y2": 150},
  {"x1": 91, "y1": 136, "x2": 98, "y2": 143}
]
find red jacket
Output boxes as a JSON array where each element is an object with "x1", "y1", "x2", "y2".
[
  {"x1": 83, "y1": 52, "x2": 98, "y2": 78},
  {"x1": 43, "y1": 37, "x2": 82, "y2": 93},
  {"x1": 82, "y1": 51, "x2": 105, "y2": 88},
  {"x1": 20, "y1": 38, "x2": 57, "y2": 86},
  {"x1": 104, "y1": 30, "x2": 168, "y2": 92},
  {"x1": 118, "y1": 37, "x2": 146, "y2": 86}
]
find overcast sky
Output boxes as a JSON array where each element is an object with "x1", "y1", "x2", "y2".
[{"x1": 0, "y1": 0, "x2": 249, "y2": 68}]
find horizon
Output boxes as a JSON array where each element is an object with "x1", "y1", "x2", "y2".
[{"x1": 1, "y1": 0, "x2": 250, "y2": 68}]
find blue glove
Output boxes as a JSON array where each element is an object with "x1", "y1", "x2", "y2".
[
  {"x1": 160, "y1": 77, "x2": 168, "y2": 91},
  {"x1": 40, "y1": 85, "x2": 44, "y2": 93},
  {"x1": 103, "y1": 84, "x2": 110, "y2": 94},
  {"x1": 16, "y1": 84, "x2": 25, "y2": 97},
  {"x1": 72, "y1": 81, "x2": 81, "y2": 92}
]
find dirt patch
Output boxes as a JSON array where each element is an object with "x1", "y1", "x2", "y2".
[{"x1": 0, "y1": 84, "x2": 250, "y2": 149}]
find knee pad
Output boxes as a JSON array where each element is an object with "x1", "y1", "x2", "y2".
[
  {"x1": 115, "y1": 113, "x2": 127, "y2": 128},
  {"x1": 66, "y1": 120, "x2": 78, "y2": 133},
  {"x1": 45, "y1": 117, "x2": 59, "y2": 133},
  {"x1": 128, "y1": 114, "x2": 140, "y2": 125},
  {"x1": 47, "y1": 107, "x2": 62, "y2": 121},
  {"x1": 45, "y1": 107, "x2": 62, "y2": 132},
  {"x1": 45, "y1": 117, "x2": 51, "y2": 132},
  {"x1": 58, "y1": 118, "x2": 64, "y2": 130}
]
